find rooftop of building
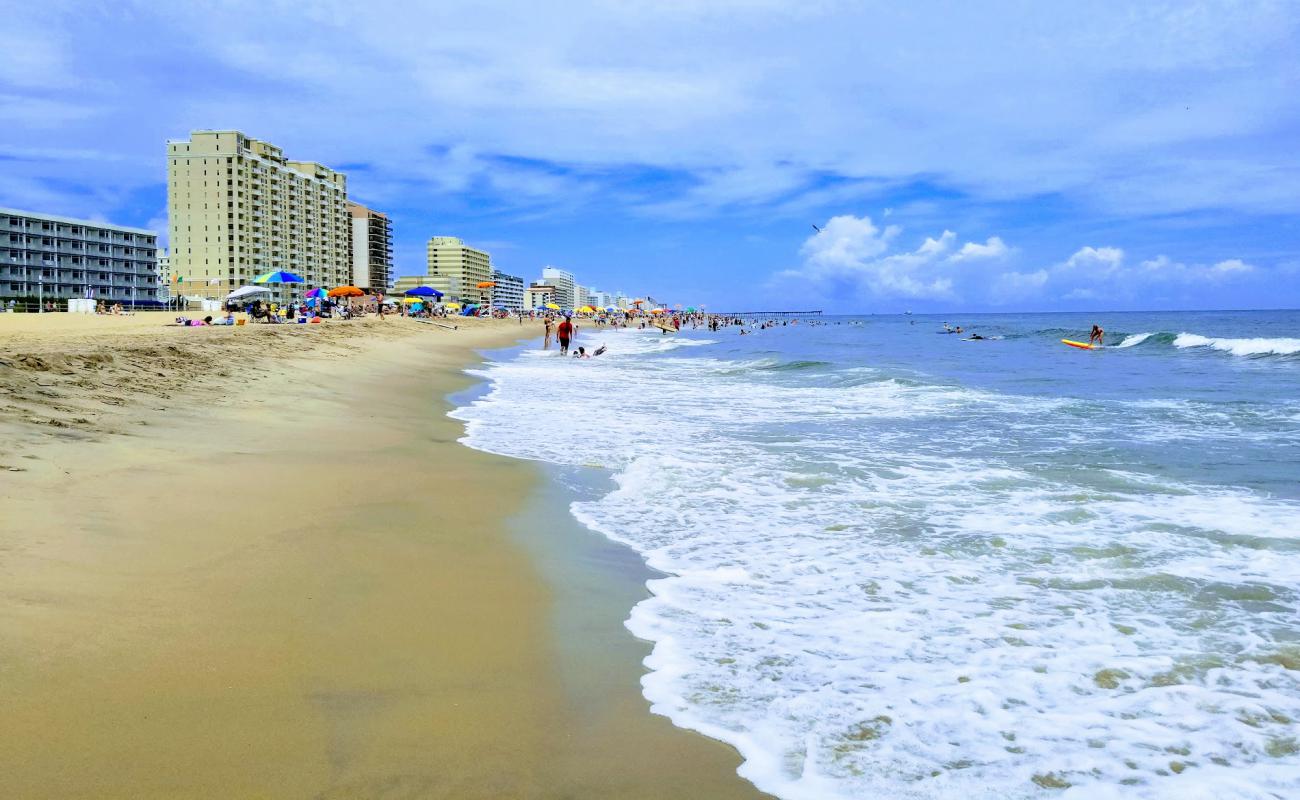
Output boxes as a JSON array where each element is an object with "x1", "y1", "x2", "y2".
[{"x1": 0, "y1": 207, "x2": 157, "y2": 236}]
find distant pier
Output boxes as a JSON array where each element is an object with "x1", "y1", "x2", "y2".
[{"x1": 711, "y1": 310, "x2": 823, "y2": 318}]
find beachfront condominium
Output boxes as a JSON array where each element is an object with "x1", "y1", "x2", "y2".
[
  {"x1": 540, "y1": 266, "x2": 576, "y2": 310},
  {"x1": 525, "y1": 282, "x2": 556, "y2": 311},
  {"x1": 424, "y1": 236, "x2": 492, "y2": 303},
  {"x1": 1, "y1": 208, "x2": 161, "y2": 306},
  {"x1": 347, "y1": 201, "x2": 392, "y2": 293},
  {"x1": 491, "y1": 269, "x2": 525, "y2": 311},
  {"x1": 166, "y1": 130, "x2": 351, "y2": 299}
]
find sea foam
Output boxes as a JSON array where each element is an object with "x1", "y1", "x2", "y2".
[{"x1": 452, "y1": 329, "x2": 1300, "y2": 800}]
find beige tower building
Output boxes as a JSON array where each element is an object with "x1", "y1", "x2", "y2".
[
  {"x1": 166, "y1": 130, "x2": 350, "y2": 298},
  {"x1": 347, "y1": 201, "x2": 392, "y2": 293},
  {"x1": 421, "y1": 236, "x2": 492, "y2": 303}
]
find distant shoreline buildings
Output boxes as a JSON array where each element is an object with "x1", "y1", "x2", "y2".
[{"x1": 2, "y1": 128, "x2": 662, "y2": 311}]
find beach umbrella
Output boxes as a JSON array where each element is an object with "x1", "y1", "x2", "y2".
[
  {"x1": 328, "y1": 285, "x2": 364, "y2": 298},
  {"x1": 302, "y1": 287, "x2": 326, "y2": 299},
  {"x1": 400, "y1": 297, "x2": 423, "y2": 304},
  {"x1": 685, "y1": 306, "x2": 697, "y2": 312},
  {"x1": 545, "y1": 302, "x2": 561, "y2": 310},
  {"x1": 410, "y1": 302, "x2": 424, "y2": 313},
  {"x1": 476, "y1": 281, "x2": 496, "y2": 289},
  {"x1": 225, "y1": 285, "x2": 271, "y2": 300},
  {"x1": 444, "y1": 302, "x2": 462, "y2": 310},
  {"x1": 404, "y1": 286, "x2": 443, "y2": 298},
  {"x1": 253, "y1": 270, "x2": 304, "y2": 284},
  {"x1": 578, "y1": 305, "x2": 596, "y2": 313},
  {"x1": 630, "y1": 299, "x2": 645, "y2": 306},
  {"x1": 650, "y1": 308, "x2": 666, "y2": 314},
  {"x1": 605, "y1": 306, "x2": 616, "y2": 312}
]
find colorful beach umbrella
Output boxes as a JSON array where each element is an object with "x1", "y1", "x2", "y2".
[
  {"x1": 404, "y1": 286, "x2": 443, "y2": 297},
  {"x1": 328, "y1": 285, "x2": 364, "y2": 298},
  {"x1": 303, "y1": 287, "x2": 326, "y2": 299},
  {"x1": 253, "y1": 270, "x2": 304, "y2": 284},
  {"x1": 545, "y1": 302, "x2": 561, "y2": 310}
]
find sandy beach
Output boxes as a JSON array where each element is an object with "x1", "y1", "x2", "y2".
[{"x1": 0, "y1": 313, "x2": 762, "y2": 798}]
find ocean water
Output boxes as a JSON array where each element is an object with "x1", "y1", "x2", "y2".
[{"x1": 451, "y1": 310, "x2": 1300, "y2": 800}]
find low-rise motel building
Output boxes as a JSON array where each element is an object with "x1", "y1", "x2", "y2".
[
  {"x1": 347, "y1": 201, "x2": 393, "y2": 294},
  {"x1": 166, "y1": 130, "x2": 352, "y2": 301},
  {"x1": 2, "y1": 207, "x2": 161, "y2": 307}
]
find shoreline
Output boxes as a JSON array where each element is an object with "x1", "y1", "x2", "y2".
[{"x1": 0, "y1": 313, "x2": 761, "y2": 798}]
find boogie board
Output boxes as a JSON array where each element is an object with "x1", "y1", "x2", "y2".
[{"x1": 1062, "y1": 339, "x2": 1100, "y2": 350}]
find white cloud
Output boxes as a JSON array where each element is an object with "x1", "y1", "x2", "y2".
[
  {"x1": 785, "y1": 215, "x2": 997, "y2": 301},
  {"x1": 948, "y1": 236, "x2": 1009, "y2": 262},
  {"x1": 779, "y1": 214, "x2": 1259, "y2": 308},
  {"x1": 1, "y1": 0, "x2": 1297, "y2": 224}
]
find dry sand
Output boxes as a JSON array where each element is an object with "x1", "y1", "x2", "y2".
[{"x1": 0, "y1": 313, "x2": 764, "y2": 798}]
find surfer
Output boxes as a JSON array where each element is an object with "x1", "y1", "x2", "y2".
[
  {"x1": 1090, "y1": 324, "x2": 1105, "y2": 346},
  {"x1": 968, "y1": 333, "x2": 985, "y2": 340}
]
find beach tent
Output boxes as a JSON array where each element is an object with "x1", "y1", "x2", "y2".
[{"x1": 225, "y1": 285, "x2": 272, "y2": 300}]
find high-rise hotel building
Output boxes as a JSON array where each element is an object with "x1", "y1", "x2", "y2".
[
  {"x1": 347, "y1": 201, "x2": 392, "y2": 293},
  {"x1": 166, "y1": 130, "x2": 350, "y2": 297},
  {"x1": 393, "y1": 236, "x2": 493, "y2": 303}
]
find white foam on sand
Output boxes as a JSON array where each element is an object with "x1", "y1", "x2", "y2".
[{"x1": 452, "y1": 331, "x2": 1300, "y2": 800}]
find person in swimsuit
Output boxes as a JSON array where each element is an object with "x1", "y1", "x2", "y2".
[
  {"x1": 1090, "y1": 324, "x2": 1105, "y2": 346},
  {"x1": 557, "y1": 315, "x2": 574, "y2": 355},
  {"x1": 544, "y1": 317, "x2": 554, "y2": 350}
]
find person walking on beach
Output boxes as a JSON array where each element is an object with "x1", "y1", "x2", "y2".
[
  {"x1": 1090, "y1": 324, "x2": 1105, "y2": 346},
  {"x1": 557, "y1": 315, "x2": 575, "y2": 355},
  {"x1": 544, "y1": 317, "x2": 555, "y2": 350}
]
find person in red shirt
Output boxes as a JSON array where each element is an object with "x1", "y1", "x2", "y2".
[{"x1": 556, "y1": 316, "x2": 575, "y2": 355}]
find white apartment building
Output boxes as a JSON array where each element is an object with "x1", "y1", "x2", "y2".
[
  {"x1": 540, "y1": 266, "x2": 576, "y2": 310},
  {"x1": 1, "y1": 208, "x2": 160, "y2": 305},
  {"x1": 491, "y1": 269, "x2": 525, "y2": 311},
  {"x1": 167, "y1": 130, "x2": 351, "y2": 299}
]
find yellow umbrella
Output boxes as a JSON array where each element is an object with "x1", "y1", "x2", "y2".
[
  {"x1": 401, "y1": 297, "x2": 423, "y2": 304},
  {"x1": 545, "y1": 302, "x2": 561, "y2": 310},
  {"x1": 578, "y1": 305, "x2": 596, "y2": 313},
  {"x1": 445, "y1": 302, "x2": 462, "y2": 310}
]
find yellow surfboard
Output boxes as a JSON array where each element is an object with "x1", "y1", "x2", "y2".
[{"x1": 1062, "y1": 339, "x2": 1100, "y2": 350}]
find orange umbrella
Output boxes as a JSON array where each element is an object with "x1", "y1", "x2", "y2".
[
  {"x1": 476, "y1": 281, "x2": 496, "y2": 289},
  {"x1": 328, "y1": 285, "x2": 364, "y2": 298}
]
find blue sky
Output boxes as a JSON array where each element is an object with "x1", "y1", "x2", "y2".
[{"x1": 2, "y1": 1, "x2": 1298, "y2": 312}]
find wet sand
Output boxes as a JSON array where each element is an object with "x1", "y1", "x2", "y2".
[{"x1": 0, "y1": 313, "x2": 763, "y2": 798}]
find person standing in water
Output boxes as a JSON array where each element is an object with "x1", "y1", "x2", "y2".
[
  {"x1": 1090, "y1": 324, "x2": 1105, "y2": 346},
  {"x1": 557, "y1": 315, "x2": 575, "y2": 355},
  {"x1": 543, "y1": 317, "x2": 554, "y2": 350}
]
